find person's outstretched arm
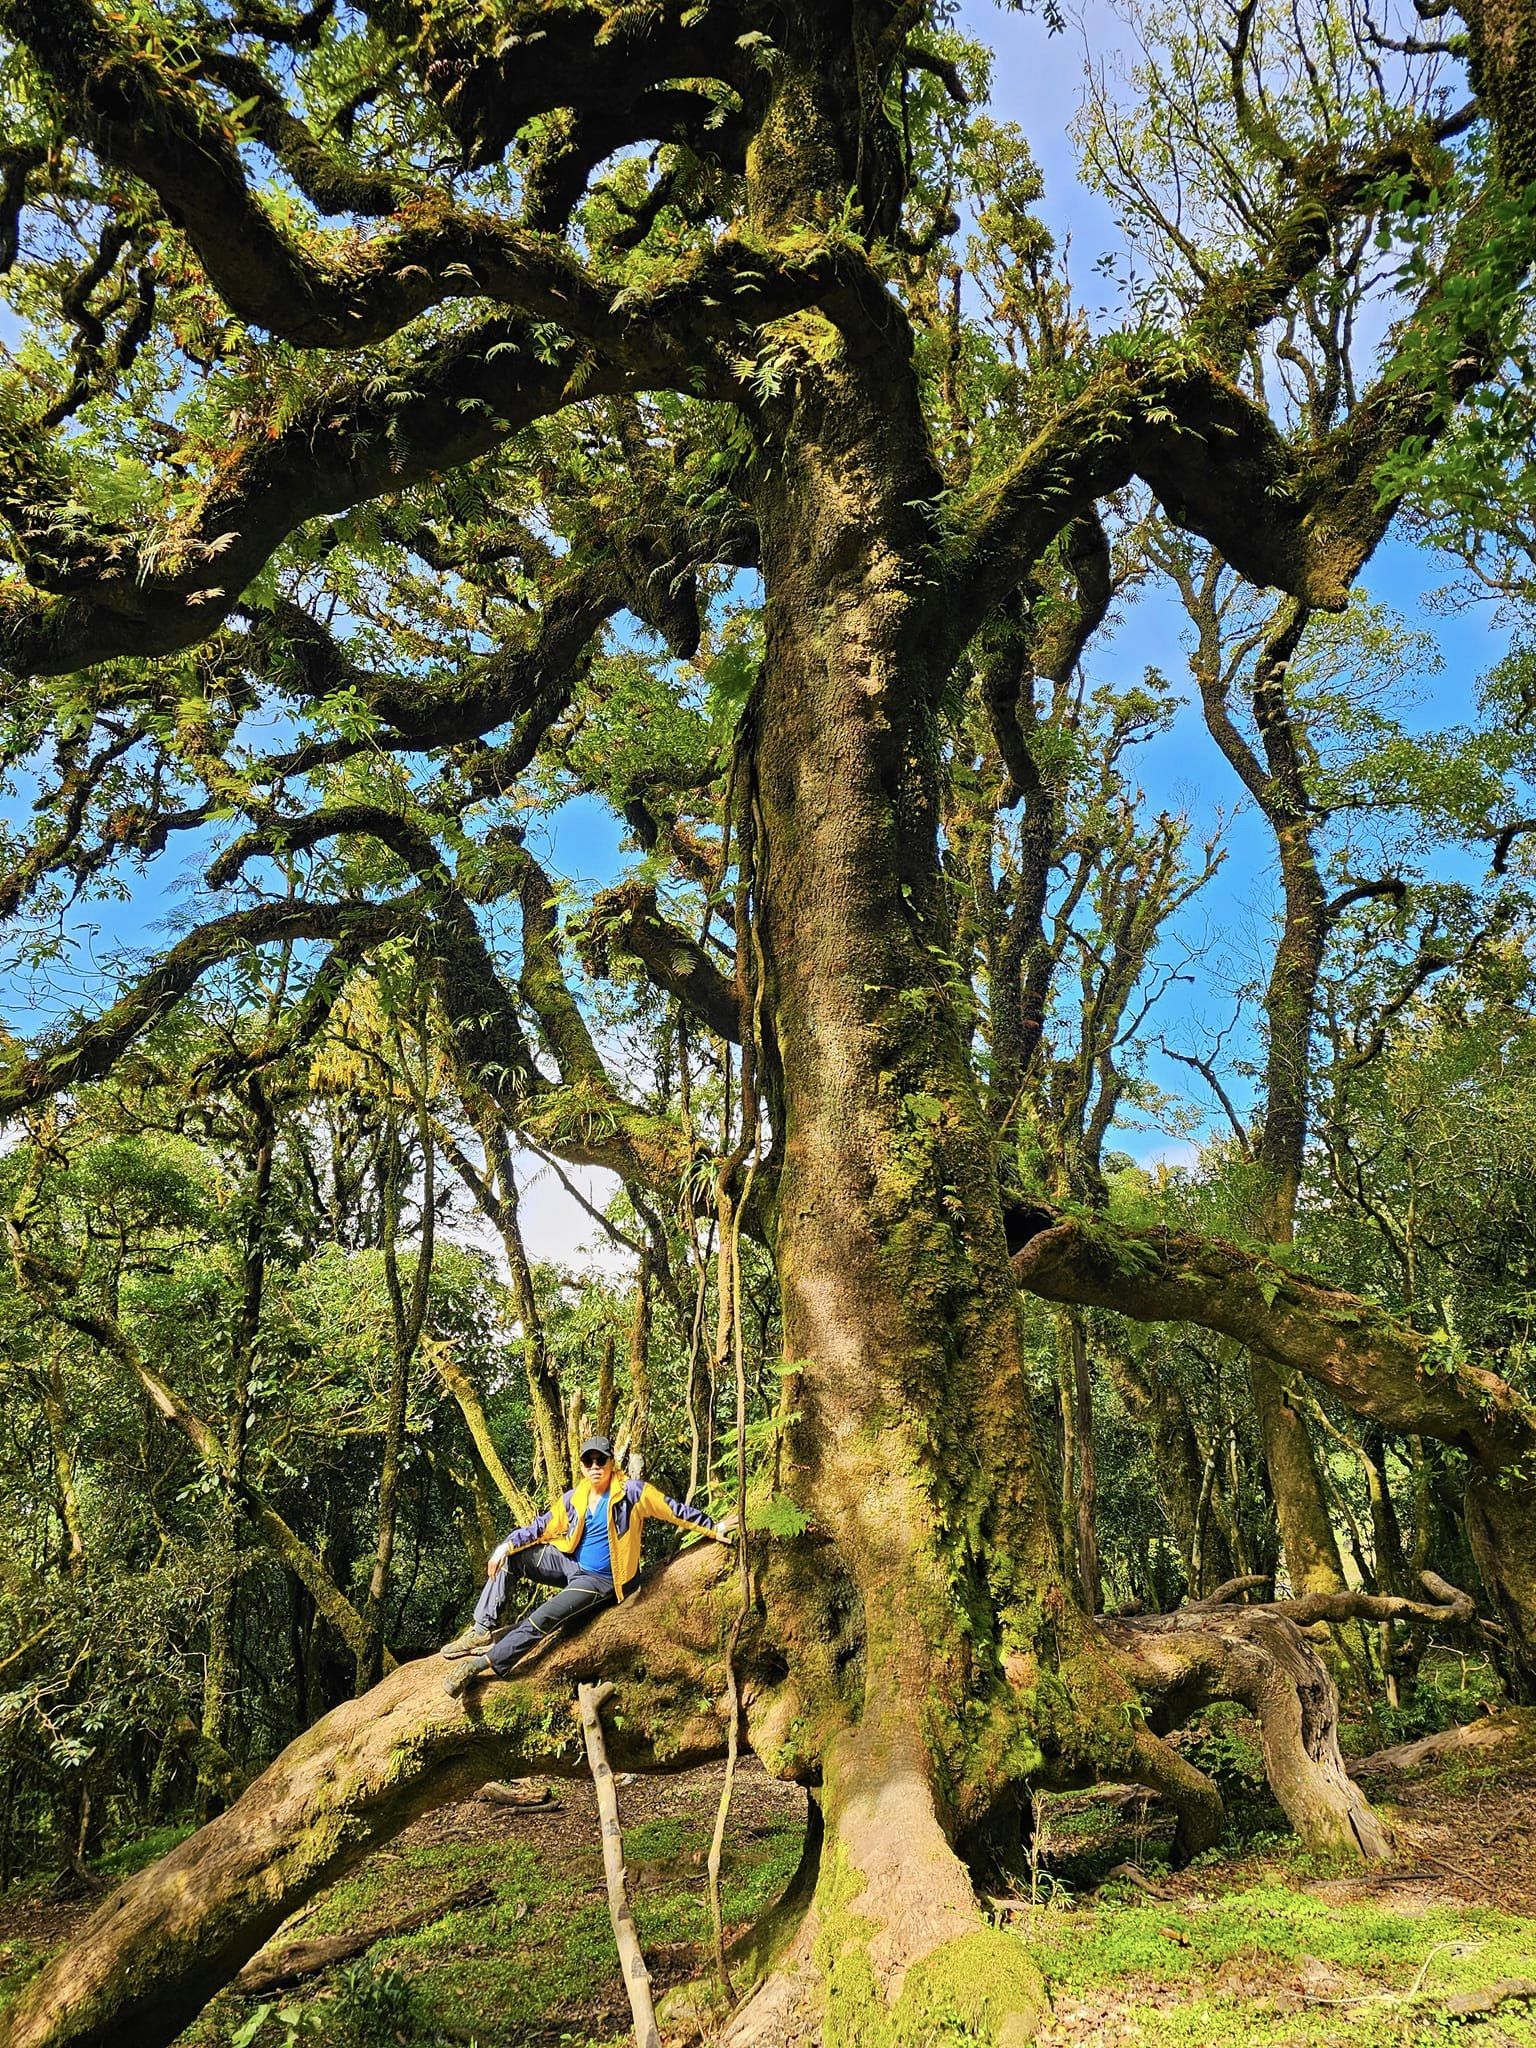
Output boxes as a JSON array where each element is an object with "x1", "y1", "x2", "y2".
[{"x1": 638, "y1": 1484, "x2": 732, "y2": 1541}]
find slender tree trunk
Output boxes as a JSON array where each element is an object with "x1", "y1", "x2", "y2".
[
  {"x1": 1251, "y1": 1078, "x2": 1347, "y2": 1600},
  {"x1": 1246, "y1": 1357, "x2": 1345, "y2": 1597},
  {"x1": 1057, "y1": 1311, "x2": 1080, "y2": 1589},
  {"x1": 617, "y1": 1243, "x2": 653, "y2": 1471},
  {"x1": 475, "y1": 1113, "x2": 567, "y2": 1494},
  {"x1": 358, "y1": 1109, "x2": 434, "y2": 1692},
  {"x1": 1104, "y1": 1339, "x2": 1233, "y2": 1594},
  {"x1": 1056, "y1": 1312, "x2": 1100, "y2": 1613},
  {"x1": 40, "y1": 1353, "x2": 85, "y2": 1575},
  {"x1": 594, "y1": 1331, "x2": 616, "y2": 1441},
  {"x1": 203, "y1": 1088, "x2": 276, "y2": 1800},
  {"x1": 429, "y1": 1345, "x2": 536, "y2": 1524},
  {"x1": 1192, "y1": 592, "x2": 1346, "y2": 1603},
  {"x1": 8, "y1": 1236, "x2": 377, "y2": 1663}
]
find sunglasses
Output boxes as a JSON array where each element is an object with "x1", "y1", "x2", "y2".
[{"x1": 581, "y1": 1452, "x2": 612, "y2": 1469}]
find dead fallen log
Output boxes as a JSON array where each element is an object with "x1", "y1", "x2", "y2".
[
  {"x1": 234, "y1": 1880, "x2": 493, "y2": 1995},
  {"x1": 1350, "y1": 1708, "x2": 1536, "y2": 1778},
  {"x1": 1444, "y1": 1978, "x2": 1536, "y2": 2016},
  {"x1": 478, "y1": 1780, "x2": 557, "y2": 1809}
]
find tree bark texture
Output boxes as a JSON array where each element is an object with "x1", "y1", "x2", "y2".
[
  {"x1": 1246, "y1": 1355, "x2": 1346, "y2": 1597},
  {"x1": 1110, "y1": 1602, "x2": 1393, "y2": 1861},
  {"x1": 738, "y1": 174, "x2": 1062, "y2": 2039}
]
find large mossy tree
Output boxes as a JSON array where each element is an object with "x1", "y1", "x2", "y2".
[{"x1": 1, "y1": 1, "x2": 1535, "y2": 2043}]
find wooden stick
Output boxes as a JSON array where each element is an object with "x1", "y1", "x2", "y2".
[{"x1": 577, "y1": 1681, "x2": 662, "y2": 2048}]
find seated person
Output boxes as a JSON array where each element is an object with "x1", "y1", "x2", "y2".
[{"x1": 442, "y1": 1433, "x2": 731, "y2": 1698}]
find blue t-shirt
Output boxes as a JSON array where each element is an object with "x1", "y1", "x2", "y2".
[{"x1": 574, "y1": 1491, "x2": 614, "y2": 1577}]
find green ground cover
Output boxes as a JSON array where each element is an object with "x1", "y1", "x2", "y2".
[
  {"x1": 177, "y1": 1787, "x2": 805, "y2": 2048},
  {"x1": 5, "y1": 1722, "x2": 1535, "y2": 2048}
]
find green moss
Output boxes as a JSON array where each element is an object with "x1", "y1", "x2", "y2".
[
  {"x1": 891, "y1": 1930, "x2": 1048, "y2": 2045},
  {"x1": 813, "y1": 1846, "x2": 1046, "y2": 2046},
  {"x1": 1036, "y1": 1884, "x2": 1536, "y2": 1982},
  {"x1": 1023, "y1": 1878, "x2": 1536, "y2": 2045},
  {"x1": 0, "y1": 1938, "x2": 50, "y2": 2018},
  {"x1": 623, "y1": 1816, "x2": 691, "y2": 1864},
  {"x1": 96, "y1": 1822, "x2": 196, "y2": 1879},
  {"x1": 283, "y1": 1838, "x2": 533, "y2": 1942}
]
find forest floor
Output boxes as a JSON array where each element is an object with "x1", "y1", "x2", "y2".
[{"x1": 2, "y1": 1705, "x2": 1535, "y2": 2048}]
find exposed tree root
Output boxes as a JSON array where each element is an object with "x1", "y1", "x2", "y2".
[
  {"x1": 1107, "y1": 1600, "x2": 1395, "y2": 1861},
  {"x1": 1349, "y1": 1707, "x2": 1536, "y2": 1778},
  {"x1": 718, "y1": 1710, "x2": 1047, "y2": 2048},
  {"x1": 232, "y1": 1880, "x2": 493, "y2": 1995}
]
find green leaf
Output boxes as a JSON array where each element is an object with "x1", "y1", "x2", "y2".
[
  {"x1": 230, "y1": 2006, "x2": 273, "y2": 2048},
  {"x1": 748, "y1": 1494, "x2": 812, "y2": 1538}
]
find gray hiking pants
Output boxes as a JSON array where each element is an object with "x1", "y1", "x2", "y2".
[{"x1": 473, "y1": 1544, "x2": 616, "y2": 1677}]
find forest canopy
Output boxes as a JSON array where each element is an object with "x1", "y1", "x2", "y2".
[{"x1": 1, "y1": 0, "x2": 1536, "y2": 2043}]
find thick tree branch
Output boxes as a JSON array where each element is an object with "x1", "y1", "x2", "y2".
[
  {"x1": 0, "y1": 896, "x2": 413, "y2": 1121},
  {"x1": 1011, "y1": 1214, "x2": 1536, "y2": 1477},
  {"x1": 1, "y1": 1544, "x2": 742, "y2": 2048},
  {"x1": 944, "y1": 360, "x2": 1376, "y2": 656},
  {"x1": 0, "y1": 317, "x2": 641, "y2": 676},
  {"x1": 582, "y1": 881, "x2": 740, "y2": 1042},
  {"x1": 3, "y1": 0, "x2": 827, "y2": 355}
]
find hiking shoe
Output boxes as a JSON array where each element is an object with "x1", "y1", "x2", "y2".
[
  {"x1": 444, "y1": 1653, "x2": 495, "y2": 1701},
  {"x1": 440, "y1": 1624, "x2": 497, "y2": 1661}
]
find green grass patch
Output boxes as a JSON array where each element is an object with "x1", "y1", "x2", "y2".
[
  {"x1": 0, "y1": 1937, "x2": 48, "y2": 2017},
  {"x1": 283, "y1": 1838, "x2": 536, "y2": 1942},
  {"x1": 1023, "y1": 1881, "x2": 1536, "y2": 2047},
  {"x1": 630, "y1": 1820, "x2": 804, "y2": 1948},
  {"x1": 1032, "y1": 1883, "x2": 1536, "y2": 1988},
  {"x1": 96, "y1": 1823, "x2": 196, "y2": 1880},
  {"x1": 1074, "y1": 1990, "x2": 1536, "y2": 2047},
  {"x1": 623, "y1": 1816, "x2": 692, "y2": 1865},
  {"x1": 312, "y1": 1805, "x2": 806, "y2": 2046}
]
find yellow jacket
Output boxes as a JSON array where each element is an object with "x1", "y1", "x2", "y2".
[{"x1": 501, "y1": 1474, "x2": 725, "y2": 1601}]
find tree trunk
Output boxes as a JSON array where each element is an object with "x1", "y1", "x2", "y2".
[
  {"x1": 1103, "y1": 1338, "x2": 1233, "y2": 1594},
  {"x1": 204, "y1": 1089, "x2": 275, "y2": 1796},
  {"x1": 1246, "y1": 1356, "x2": 1345, "y2": 1597},
  {"x1": 1059, "y1": 1312, "x2": 1100, "y2": 1613},
  {"x1": 720, "y1": 159, "x2": 1070, "y2": 2028},
  {"x1": 1192, "y1": 590, "x2": 1347, "y2": 1606},
  {"x1": 478, "y1": 1112, "x2": 568, "y2": 1492},
  {"x1": 358, "y1": 1116, "x2": 433, "y2": 1692},
  {"x1": 617, "y1": 1243, "x2": 653, "y2": 1470},
  {"x1": 40, "y1": 1353, "x2": 85, "y2": 1575},
  {"x1": 1110, "y1": 1601, "x2": 1393, "y2": 1861}
]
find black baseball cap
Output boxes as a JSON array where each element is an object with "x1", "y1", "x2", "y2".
[{"x1": 580, "y1": 1435, "x2": 614, "y2": 1462}]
